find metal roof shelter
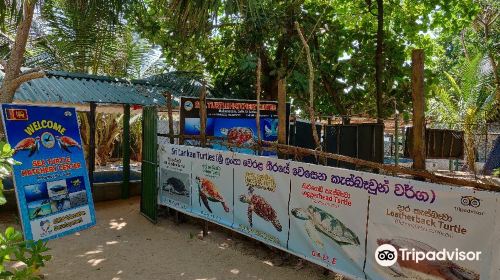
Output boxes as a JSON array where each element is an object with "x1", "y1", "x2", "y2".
[
  {"x1": 0, "y1": 70, "x2": 205, "y2": 198},
  {"x1": 1, "y1": 70, "x2": 205, "y2": 108}
]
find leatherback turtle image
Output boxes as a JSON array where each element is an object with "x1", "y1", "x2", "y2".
[
  {"x1": 239, "y1": 187, "x2": 282, "y2": 232},
  {"x1": 162, "y1": 177, "x2": 190, "y2": 197},
  {"x1": 377, "y1": 237, "x2": 479, "y2": 280},
  {"x1": 291, "y1": 205, "x2": 360, "y2": 248},
  {"x1": 195, "y1": 176, "x2": 230, "y2": 213}
]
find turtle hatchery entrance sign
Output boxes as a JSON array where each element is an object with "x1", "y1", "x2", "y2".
[
  {"x1": 158, "y1": 142, "x2": 500, "y2": 280},
  {"x1": 1, "y1": 104, "x2": 96, "y2": 241},
  {"x1": 179, "y1": 97, "x2": 290, "y2": 157}
]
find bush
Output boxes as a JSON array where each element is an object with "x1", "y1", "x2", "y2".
[{"x1": 0, "y1": 142, "x2": 51, "y2": 279}]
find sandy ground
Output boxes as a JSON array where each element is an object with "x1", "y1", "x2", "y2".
[{"x1": 1, "y1": 197, "x2": 342, "y2": 280}]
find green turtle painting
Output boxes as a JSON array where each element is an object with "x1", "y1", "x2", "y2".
[
  {"x1": 195, "y1": 176, "x2": 230, "y2": 213},
  {"x1": 291, "y1": 205, "x2": 360, "y2": 248},
  {"x1": 239, "y1": 188, "x2": 282, "y2": 232}
]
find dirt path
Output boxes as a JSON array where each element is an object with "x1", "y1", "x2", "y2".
[{"x1": 2, "y1": 197, "x2": 341, "y2": 280}]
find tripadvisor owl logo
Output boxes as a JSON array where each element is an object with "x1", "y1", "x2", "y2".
[
  {"x1": 375, "y1": 244, "x2": 398, "y2": 267},
  {"x1": 375, "y1": 243, "x2": 482, "y2": 267}
]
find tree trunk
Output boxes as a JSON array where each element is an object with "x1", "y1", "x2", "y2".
[
  {"x1": 0, "y1": 1, "x2": 37, "y2": 103},
  {"x1": 0, "y1": 1, "x2": 44, "y2": 139},
  {"x1": 375, "y1": 0, "x2": 384, "y2": 123},
  {"x1": 411, "y1": 49, "x2": 426, "y2": 171}
]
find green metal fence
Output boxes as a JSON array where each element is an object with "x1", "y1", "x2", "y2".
[{"x1": 140, "y1": 106, "x2": 158, "y2": 223}]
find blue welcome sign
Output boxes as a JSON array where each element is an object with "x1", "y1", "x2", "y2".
[{"x1": 1, "y1": 104, "x2": 96, "y2": 241}]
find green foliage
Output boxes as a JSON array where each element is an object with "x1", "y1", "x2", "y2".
[
  {"x1": 0, "y1": 142, "x2": 51, "y2": 279},
  {"x1": 0, "y1": 227, "x2": 51, "y2": 280},
  {"x1": 493, "y1": 168, "x2": 500, "y2": 177},
  {"x1": 428, "y1": 53, "x2": 495, "y2": 128},
  {"x1": 0, "y1": 142, "x2": 18, "y2": 205},
  {"x1": 131, "y1": 0, "x2": 481, "y2": 118}
]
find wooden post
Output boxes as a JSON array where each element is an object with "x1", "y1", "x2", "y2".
[
  {"x1": 122, "y1": 104, "x2": 131, "y2": 199},
  {"x1": 166, "y1": 92, "x2": 175, "y2": 144},
  {"x1": 411, "y1": 49, "x2": 426, "y2": 171},
  {"x1": 89, "y1": 102, "x2": 96, "y2": 193},
  {"x1": 277, "y1": 78, "x2": 287, "y2": 158},
  {"x1": 394, "y1": 101, "x2": 399, "y2": 166},
  {"x1": 256, "y1": 57, "x2": 262, "y2": 154},
  {"x1": 199, "y1": 81, "x2": 209, "y2": 236},
  {"x1": 200, "y1": 82, "x2": 207, "y2": 148}
]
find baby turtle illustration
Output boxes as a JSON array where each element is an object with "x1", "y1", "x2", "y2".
[
  {"x1": 162, "y1": 177, "x2": 189, "y2": 197},
  {"x1": 377, "y1": 238, "x2": 479, "y2": 280},
  {"x1": 195, "y1": 176, "x2": 229, "y2": 213},
  {"x1": 220, "y1": 127, "x2": 255, "y2": 145},
  {"x1": 291, "y1": 205, "x2": 360, "y2": 248},
  {"x1": 239, "y1": 188, "x2": 282, "y2": 232},
  {"x1": 13, "y1": 136, "x2": 40, "y2": 156}
]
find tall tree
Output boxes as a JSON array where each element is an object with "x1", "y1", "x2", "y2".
[{"x1": 0, "y1": 0, "x2": 44, "y2": 105}]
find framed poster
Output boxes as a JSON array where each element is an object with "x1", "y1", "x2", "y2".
[{"x1": 1, "y1": 104, "x2": 96, "y2": 241}]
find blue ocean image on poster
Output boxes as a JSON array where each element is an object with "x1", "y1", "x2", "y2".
[
  {"x1": 1, "y1": 104, "x2": 96, "y2": 241},
  {"x1": 24, "y1": 183, "x2": 49, "y2": 203}
]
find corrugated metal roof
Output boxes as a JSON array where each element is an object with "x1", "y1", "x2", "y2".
[{"x1": 1, "y1": 70, "x2": 205, "y2": 106}]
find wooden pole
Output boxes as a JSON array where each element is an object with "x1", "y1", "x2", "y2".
[
  {"x1": 200, "y1": 82, "x2": 207, "y2": 148},
  {"x1": 166, "y1": 92, "x2": 175, "y2": 144},
  {"x1": 199, "y1": 81, "x2": 209, "y2": 236},
  {"x1": 122, "y1": 104, "x2": 130, "y2": 199},
  {"x1": 89, "y1": 102, "x2": 96, "y2": 194},
  {"x1": 277, "y1": 79, "x2": 287, "y2": 158},
  {"x1": 394, "y1": 101, "x2": 399, "y2": 166},
  {"x1": 256, "y1": 57, "x2": 262, "y2": 152},
  {"x1": 411, "y1": 49, "x2": 426, "y2": 171}
]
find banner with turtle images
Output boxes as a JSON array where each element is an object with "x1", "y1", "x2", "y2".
[
  {"x1": 1, "y1": 104, "x2": 96, "y2": 241},
  {"x1": 364, "y1": 177, "x2": 497, "y2": 280},
  {"x1": 179, "y1": 97, "x2": 290, "y2": 157},
  {"x1": 191, "y1": 147, "x2": 234, "y2": 228},
  {"x1": 157, "y1": 139, "x2": 193, "y2": 213},
  {"x1": 157, "y1": 144, "x2": 500, "y2": 280},
  {"x1": 288, "y1": 163, "x2": 371, "y2": 279},
  {"x1": 232, "y1": 153, "x2": 291, "y2": 248}
]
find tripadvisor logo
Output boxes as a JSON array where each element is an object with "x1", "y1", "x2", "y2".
[{"x1": 375, "y1": 244, "x2": 481, "y2": 267}]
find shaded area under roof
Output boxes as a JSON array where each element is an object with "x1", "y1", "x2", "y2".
[{"x1": 1, "y1": 70, "x2": 206, "y2": 106}]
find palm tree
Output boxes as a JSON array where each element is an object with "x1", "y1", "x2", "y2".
[{"x1": 428, "y1": 53, "x2": 495, "y2": 173}]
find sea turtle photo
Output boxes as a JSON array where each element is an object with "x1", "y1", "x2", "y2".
[
  {"x1": 220, "y1": 127, "x2": 255, "y2": 145},
  {"x1": 195, "y1": 176, "x2": 230, "y2": 213},
  {"x1": 291, "y1": 205, "x2": 360, "y2": 248},
  {"x1": 239, "y1": 188, "x2": 282, "y2": 232},
  {"x1": 377, "y1": 238, "x2": 479, "y2": 280},
  {"x1": 162, "y1": 177, "x2": 190, "y2": 197}
]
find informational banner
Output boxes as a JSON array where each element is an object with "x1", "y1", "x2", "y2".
[
  {"x1": 1, "y1": 104, "x2": 96, "y2": 241},
  {"x1": 191, "y1": 148, "x2": 234, "y2": 228},
  {"x1": 157, "y1": 138, "x2": 193, "y2": 212},
  {"x1": 232, "y1": 153, "x2": 291, "y2": 247},
  {"x1": 179, "y1": 97, "x2": 290, "y2": 156},
  {"x1": 365, "y1": 179, "x2": 496, "y2": 280},
  {"x1": 157, "y1": 143, "x2": 500, "y2": 280},
  {"x1": 288, "y1": 163, "x2": 369, "y2": 278}
]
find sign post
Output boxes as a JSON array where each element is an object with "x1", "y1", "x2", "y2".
[{"x1": 1, "y1": 104, "x2": 96, "y2": 241}]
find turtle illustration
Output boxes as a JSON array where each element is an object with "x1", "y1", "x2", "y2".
[
  {"x1": 162, "y1": 177, "x2": 190, "y2": 197},
  {"x1": 291, "y1": 205, "x2": 360, "y2": 248},
  {"x1": 239, "y1": 188, "x2": 282, "y2": 232},
  {"x1": 55, "y1": 136, "x2": 81, "y2": 153},
  {"x1": 377, "y1": 238, "x2": 479, "y2": 280},
  {"x1": 220, "y1": 127, "x2": 255, "y2": 145},
  {"x1": 13, "y1": 136, "x2": 40, "y2": 156},
  {"x1": 195, "y1": 176, "x2": 230, "y2": 213}
]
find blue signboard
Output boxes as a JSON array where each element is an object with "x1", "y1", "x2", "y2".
[
  {"x1": 1, "y1": 104, "x2": 96, "y2": 241},
  {"x1": 180, "y1": 97, "x2": 290, "y2": 156}
]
